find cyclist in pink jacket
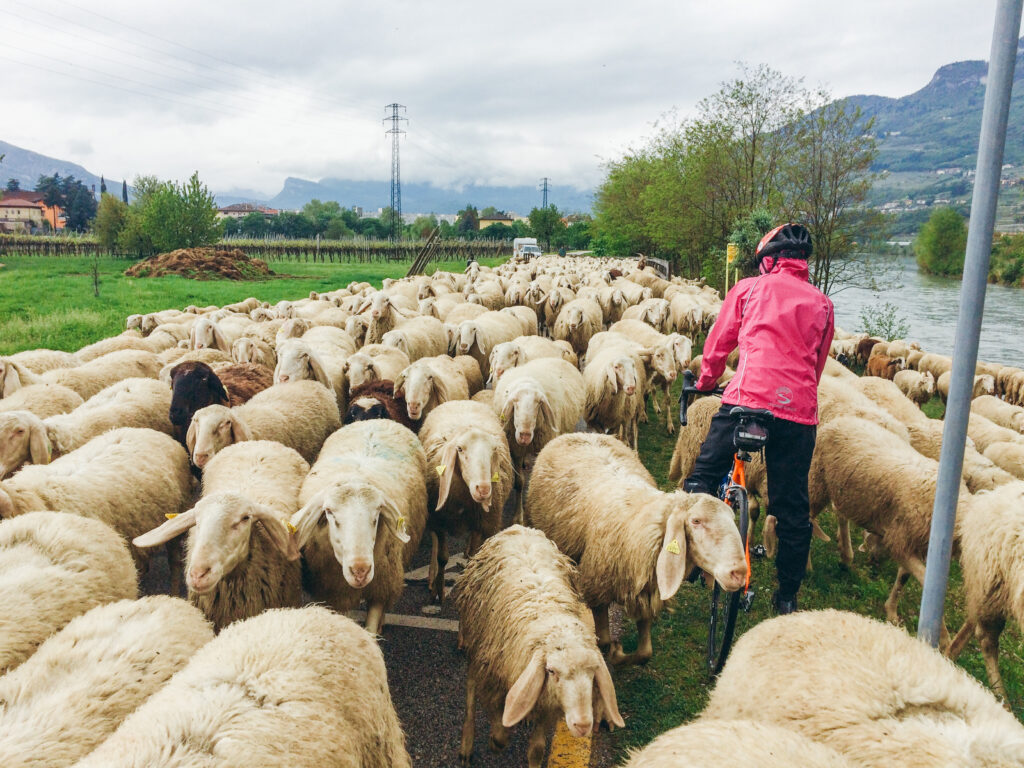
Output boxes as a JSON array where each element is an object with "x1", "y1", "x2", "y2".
[{"x1": 684, "y1": 223, "x2": 834, "y2": 614}]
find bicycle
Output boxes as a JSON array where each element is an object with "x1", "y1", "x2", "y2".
[{"x1": 678, "y1": 369, "x2": 773, "y2": 677}]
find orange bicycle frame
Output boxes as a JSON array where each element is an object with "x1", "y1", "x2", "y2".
[{"x1": 728, "y1": 454, "x2": 752, "y2": 591}]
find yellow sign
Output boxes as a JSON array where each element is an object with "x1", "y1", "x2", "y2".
[{"x1": 726, "y1": 243, "x2": 739, "y2": 264}]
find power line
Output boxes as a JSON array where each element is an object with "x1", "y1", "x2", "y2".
[{"x1": 384, "y1": 104, "x2": 407, "y2": 242}]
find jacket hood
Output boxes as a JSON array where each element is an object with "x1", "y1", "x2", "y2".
[{"x1": 760, "y1": 256, "x2": 810, "y2": 281}]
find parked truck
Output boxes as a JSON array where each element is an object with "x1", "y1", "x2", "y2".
[{"x1": 512, "y1": 237, "x2": 540, "y2": 260}]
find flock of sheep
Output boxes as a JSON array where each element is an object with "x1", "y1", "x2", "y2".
[{"x1": 0, "y1": 254, "x2": 1022, "y2": 766}]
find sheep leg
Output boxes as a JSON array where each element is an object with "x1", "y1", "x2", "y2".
[
  {"x1": 364, "y1": 601, "x2": 386, "y2": 636},
  {"x1": 593, "y1": 605, "x2": 612, "y2": 649},
  {"x1": 466, "y1": 530, "x2": 483, "y2": 558},
  {"x1": 901, "y1": 555, "x2": 952, "y2": 650},
  {"x1": 947, "y1": 618, "x2": 976, "y2": 661},
  {"x1": 429, "y1": 531, "x2": 449, "y2": 604},
  {"x1": 837, "y1": 516, "x2": 854, "y2": 566},
  {"x1": 978, "y1": 619, "x2": 1009, "y2": 704},
  {"x1": 513, "y1": 464, "x2": 526, "y2": 526},
  {"x1": 884, "y1": 567, "x2": 911, "y2": 625},
  {"x1": 639, "y1": 392, "x2": 649, "y2": 423},
  {"x1": 166, "y1": 539, "x2": 183, "y2": 597},
  {"x1": 526, "y1": 720, "x2": 547, "y2": 768},
  {"x1": 608, "y1": 618, "x2": 654, "y2": 667},
  {"x1": 664, "y1": 383, "x2": 675, "y2": 435},
  {"x1": 459, "y1": 676, "x2": 476, "y2": 766}
]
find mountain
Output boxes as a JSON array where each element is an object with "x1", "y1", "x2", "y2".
[
  {"x1": 262, "y1": 177, "x2": 594, "y2": 216},
  {"x1": 0, "y1": 140, "x2": 122, "y2": 193},
  {"x1": 845, "y1": 36, "x2": 1024, "y2": 172}
]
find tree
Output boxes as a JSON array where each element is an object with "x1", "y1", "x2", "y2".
[
  {"x1": 915, "y1": 207, "x2": 967, "y2": 276},
  {"x1": 479, "y1": 206, "x2": 503, "y2": 218},
  {"x1": 121, "y1": 179, "x2": 128, "y2": 204},
  {"x1": 178, "y1": 172, "x2": 221, "y2": 248},
  {"x1": 100, "y1": 175, "x2": 107, "y2": 195},
  {"x1": 410, "y1": 214, "x2": 438, "y2": 239},
  {"x1": 93, "y1": 194, "x2": 129, "y2": 253},
  {"x1": 36, "y1": 174, "x2": 64, "y2": 229},
  {"x1": 379, "y1": 207, "x2": 402, "y2": 241},
  {"x1": 5, "y1": 178, "x2": 19, "y2": 191},
  {"x1": 456, "y1": 205, "x2": 479, "y2": 235},
  {"x1": 64, "y1": 180, "x2": 98, "y2": 231},
  {"x1": 528, "y1": 205, "x2": 565, "y2": 251},
  {"x1": 239, "y1": 211, "x2": 270, "y2": 237},
  {"x1": 302, "y1": 199, "x2": 343, "y2": 236}
]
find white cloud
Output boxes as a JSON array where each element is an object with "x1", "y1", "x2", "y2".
[{"x1": 1, "y1": 0, "x2": 1013, "y2": 196}]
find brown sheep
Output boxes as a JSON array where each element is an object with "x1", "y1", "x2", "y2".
[
  {"x1": 856, "y1": 337, "x2": 884, "y2": 364},
  {"x1": 865, "y1": 354, "x2": 904, "y2": 380},
  {"x1": 343, "y1": 380, "x2": 419, "y2": 433}
]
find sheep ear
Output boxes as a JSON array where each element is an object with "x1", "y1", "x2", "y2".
[
  {"x1": 433, "y1": 372, "x2": 452, "y2": 405},
  {"x1": 133, "y1": 507, "x2": 198, "y2": 548},
  {"x1": 502, "y1": 650, "x2": 546, "y2": 727},
  {"x1": 229, "y1": 414, "x2": 252, "y2": 443},
  {"x1": 188, "y1": 326, "x2": 198, "y2": 349},
  {"x1": 393, "y1": 369, "x2": 407, "y2": 395},
  {"x1": 212, "y1": 325, "x2": 230, "y2": 353},
  {"x1": 655, "y1": 508, "x2": 689, "y2": 600},
  {"x1": 380, "y1": 497, "x2": 411, "y2": 543},
  {"x1": 606, "y1": 365, "x2": 619, "y2": 394},
  {"x1": 290, "y1": 491, "x2": 326, "y2": 550},
  {"x1": 209, "y1": 373, "x2": 229, "y2": 406},
  {"x1": 307, "y1": 352, "x2": 332, "y2": 390},
  {"x1": 2, "y1": 364, "x2": 20, "y2": 397},
  {"x1": 251, "y1": 503, "x2": 301, "y2": 561},
  {"x1": 29, "y1": 422, "x2": 52, "y2": 465},
  {"x1": 500, "y1": 396, "x2": 515, "y2": 427},
  {"x1": 356, "y1": 298, "x2": 371, "y2": 314},
  {"x1": 594, "y1": 656, "x2": 626, "y2": 729},
  {"x1": 435, "y1": 441, "x2": 460, "y2": 511},
  {"x1": 186, "y1": 419, "x2": 198, "y2": 456},
  {"x1": 539, "y1": 393, "x2": 555, "y2": 426}
]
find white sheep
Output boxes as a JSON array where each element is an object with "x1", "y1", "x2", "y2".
[
  {"x1": 360, "y1": 291, "x2": 414, "y2": 344},
  {"x1": 0, "y1": 382, "x2": 83, "y2": 419},
  {"x1": 0, "y1": 596, "x2": 212, "y2": 768},
  {"x1": 393, "y1": 354, "x2": 478, "y2": 422},
  {"x1": 42, "y1": 349, "x2": 162, "y2": 399},
  {"x1": 527, "y1": 433, "x2": 746, "y2": 666},
  {"x1": 972, "y1": 394, "x2": 1024, "y2": 433},
  {"x1": 620, "y1": 720, "x2": 854, "y2": 767},
  {"x1": 0, "y1": 357, "x2": 45, "y2": 396},
  {"x1": 893, "y1": 368, "x2": 936, "y2": 407},
  {"x1": 454, "y1": 310, "x2": 524, "y2": 379},
  {"x1": 186, "y1": 380, "x2": 341, "y2": 467},
  {"x1": 937, "y1": 370, "x2": 996, "y2": 402},
  {"x1": 487, "y1": 336, "x2": 577, "y2": 385},
  {"x1": 74, "y1": 328, "x2": 179, "y2": 361},
  {"x1": 456, "y1": 525, "x2": 624, "y2": 767},
  {"x1": 188, "y1": 315, "x2": 249, "y2": 352},
  {"x1": 134, "y1": 440, "x2": 308, "y2": 630},
  {"x1": 0, "y1": 427, "x2": 193, "y2": 583},
  {"x1": 982, "y1": 441, "x2": 1024, "y2": 480},
  {"x1": 608, "y1": 319, "x2": 692, "y2": 434},
  {"x1": 621, "y1": 297, "x2": 672, "y2": 333},
  {"x1": 290, "y1": 420, "x2": 428, "y2": 634},
  {"x1": 342, "y1": 343, "x2": 410, "y2": 392},
  {"x1": 274, "y1": 337, "x2": 349, "y2": 410},
  {"x1": 74, "y1": 606, "x2": 412, "y2": 768},
  {"x1": 0, "y1": 378, "x2": 172, "y2": 478},
  {"x1": 231, "y1": 335, "x2": 277, "y2": 369},
  {"x1": 702, "y1": 609, "x2": 1024, "y2": 767},
  {"x1": 582, "y1": 332, "x2": 650, "y2": 448},
  {"x1": 4, "y1": 348, "x2": 77, "y2": 374},
  {"x1": 418, "y1": 400, "x2": 514, "y2": 603},
  {"x1": 381, "y1": 315, "x2": 449, "y2": 362},
  {"x1": 0, "y1": 512, "x2": 137, "y2": 675},
  {"x1": 552, "y1": 297, "x2": 604, "y2": 360}
]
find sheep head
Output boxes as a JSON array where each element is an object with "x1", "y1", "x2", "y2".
[
  {"x1": 275, "y1": 340, "x2": 331, "y2": 390},
  {"x1": 502, "y1": 630, "x2": 624, "y2": 735},
  {"x1": 290, "y1": 482, "x2": 409, "y2": 590},
  {"x1": 169, "y1": 361, "x2": 229, "y2": 439},
  {"x1": 187, "y1": 405, "x2": 252, "y2": 468},
  {"x1": 435, "y1": 427, "x2": 502, "y2": 511},
  {"x1": 400, "y1": 361, "x2": 446, "y2": 421},
  {"x1": 0, "y1": 411, "x2": 52, "y2": 478},
  {"x1": 344, "y1": 353, "x2": 380, "y2": 391},
  {"x1": 501, "y1": 380, "x2": 553, "y2": 447},
  {"x1": 456, "y1": 322, "x2": 479, "y2": 356},
  {"x1": 658, "y1": 492, "x2": 745, "y2": 600},
  {"x1": 488, "y1": 342, "x2": 521, "y2": 385}
]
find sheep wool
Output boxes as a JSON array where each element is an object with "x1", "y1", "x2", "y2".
[
  {"x1": 42, "y1": 349, "x2": 162, "y2": 400},
  {"x1": 0, "y1": 383, "x2": 83, "y2": 419},
  {"x1": 74, "y1": 607, "x2": 412, "y2": 768},
  {"x1": 702, "y1": 610, "x2": 1024, "y2": 768},
  {"x1": 0, "y1": 596, "x2": 212, "y2": 768},
  {"x1": 0, "y1": 512, "x2": 137, "y2": 674}
]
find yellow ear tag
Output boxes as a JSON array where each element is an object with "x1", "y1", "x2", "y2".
[
  {"x1": 396, "y1": 515, "x2": 407, "y2": 534},
  {"x1": 491, "y1": 472, "x2": 500, "y2": 483},
  {"x1": 666, "y1": 539, "x2": 681, "y2": 555},
  {"x1": 286, "y1": 521, "x2": 296, "y2": 534},
  {"x1": 165, "y1": 513, "x2": 179, "y2": 520},
  {"x1": 435, "y1": 464, "x2": 447, "y2": 477}
]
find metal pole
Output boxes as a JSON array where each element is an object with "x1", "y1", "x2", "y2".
[{"x1": 918, "y1": 0, "x2": 1023, "y2": 648}]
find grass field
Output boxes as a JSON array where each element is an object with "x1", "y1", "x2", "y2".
[
  {"x1": 0, "y1": 256, "x2": 503, "y2": 355},
  {"x1": 1, "y1": 255, "x2": 1020, "y2": 757}
]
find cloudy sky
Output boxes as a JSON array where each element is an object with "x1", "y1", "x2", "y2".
[{"x1": 1, "y1": 0, "x2": 1014, "y2": 196}]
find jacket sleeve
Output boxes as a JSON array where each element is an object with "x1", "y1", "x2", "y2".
[
  {"x1": 696, "y1": 282, "x2": 745, "y2": 391},
  {"x1": 814, "y1": 298, "x2": 836, "y2": 383}
]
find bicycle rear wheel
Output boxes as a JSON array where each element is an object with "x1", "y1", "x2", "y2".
[{"x1": 706, "y1": 486, "x2": 750, "y2": 678}]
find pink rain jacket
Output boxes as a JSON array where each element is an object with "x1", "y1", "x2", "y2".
[{"x1": 696, "y1": 257, "x2": 834, "y2": 425}]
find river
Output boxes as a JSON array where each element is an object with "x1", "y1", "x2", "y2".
[{"x1": 830, "y1": 255, "x2": 1023, "y2": 367}]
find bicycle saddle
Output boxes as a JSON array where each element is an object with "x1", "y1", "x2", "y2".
[{"x1": 728, "y1": 406, "x2": 774, "y2": 423}]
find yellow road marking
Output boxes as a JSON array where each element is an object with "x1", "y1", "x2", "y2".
[{"x1": 547, "y1": 720, "x2": 592, "y2": 768}]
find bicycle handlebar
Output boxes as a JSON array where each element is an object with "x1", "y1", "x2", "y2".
[{"x1": 678, "y1": 370, "x2": 726, "y2": 426}]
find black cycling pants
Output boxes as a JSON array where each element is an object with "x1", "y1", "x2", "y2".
[{"x1": 684, "y1": 404, "x2": 816, "y2": 600}]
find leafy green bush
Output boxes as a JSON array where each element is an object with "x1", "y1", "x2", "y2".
[
  {"x1": 915, "y1": 207, "x2": 967, "y2": 275},
  {"x1": 858, "y1": 298, "x2": 910, "y2": 340},
  {"x1": 989, "y1": 233, "x2": 1024, "y2": 287}
]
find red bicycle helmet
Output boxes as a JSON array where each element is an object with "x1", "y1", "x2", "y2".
[{"x1": 755, "y1": 223, "x2": 813, "y2": 268}]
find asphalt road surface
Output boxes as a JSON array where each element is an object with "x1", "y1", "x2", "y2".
[{"x1": 141, "y1": 495, "x2": 620, "y2": 768}]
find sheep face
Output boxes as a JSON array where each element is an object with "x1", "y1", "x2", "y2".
[
  {"x1": 607, "y1": 356, "x2": 639, "y2": 396},
  {"x1": 187, "y1": 405, "x2": 251, "y2": 468},
  {"x1": 456, "y1": 323, "x2": 479, "y2": 356},
  {"x1": 667, "y1": 334, "x2": 693, "y2": 369},
  {"x1": 0, "y1": 411, "x2": 50, "y2": 478},
  {"x1": 436, "y1": 428, "x2": 501, "y2": 510},
  {"x1": 344, "y1": 353, "x2": 380, "y2": 391},
  {"x1": 566, "y1": 307, "x2": 584, "y2": 332},
  {"x1": 501, "y1": 381, "x2": 553, "y2": 447},
  {"x1": 275, "y1": 318, "x2": 310, "y2": 347},
  {"x1": 169, "y1": 362, "x2": 229, "y2": 439},
  {"x1": 368, "y1": 293, "x2": 392, "y2": 319},
  {"x1": 974, "y1": 374, "x2": 995, "y2": 398},
  {"x1": 231, "y1": 337, "x2": 255, "y2": 364},
  {"x1": 141, "y1": 314, "x2": 162, "y2": 335},
  {"x1": 183, "y1": 494, "x2": 298, "y2": 594},
  {"x1": 418, "y1": 298, "x2": 438, "y2": 318},
  {"x1": 126, "y1": 314, "x2": 143, "y2": 331},
  {"x1": 292, "y1": 483, "x2": 410, "y2": 589},
  {"x1": 646, "y1": 346, "x2": 678, "y2": 384},
  {"x1": 189, "y1": 318, "x2": 226, "y2": 351},
  {"x1": 489, "y1": 342, "x2": 521, "y2": 384},
  {"x1": 275, "y1": 341, "x2": 329, "y2": 389},
  {"x1": 345, "y1": 315, "x2": 369, "y2": 345},
  {"x1": 398, "y1": 363, "x2": 439, "y2": 421},
  {"x1": 658, "y1": 493, "x2": 746, "y2": 599},
  {"x1": 502, "y1": 639, "x2": 623, "y2": 735}
]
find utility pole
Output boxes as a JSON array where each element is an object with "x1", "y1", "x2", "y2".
[
  {"x1": 539, "y1": 177, "x2": 550, "y2": 209},
  {"x1": 384, "y1": 103, "x2": 407, "y2": 243}
]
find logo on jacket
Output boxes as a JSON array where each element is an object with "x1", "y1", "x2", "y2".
[{"x1": 775, "y1": 386, "x2": 793, "y2": 405}]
